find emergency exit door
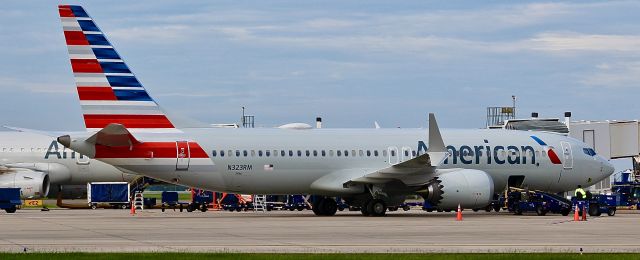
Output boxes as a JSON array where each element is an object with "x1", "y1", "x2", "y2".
[{"x1": 176, "y1": 141, "x2": 190, "y2": 170}]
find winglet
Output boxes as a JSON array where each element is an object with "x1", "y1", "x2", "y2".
[{"x1": 428, "y1": 113, "x2": 446, "y2": 153}]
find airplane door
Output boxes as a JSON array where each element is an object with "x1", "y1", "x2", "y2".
[
  {"x1": 176, "y1": 141, "x2": 190, "y2": 171},
  {"x1": 388, "y1": 147, "x2": 399, "y2": 165},
  {"x1": 560, "y1": 141, "x2": 573, "y2": 169}
]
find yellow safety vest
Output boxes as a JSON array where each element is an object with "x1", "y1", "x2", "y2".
[{"x1": 575, "y1": 188, "x2": 586, "y2": 198}]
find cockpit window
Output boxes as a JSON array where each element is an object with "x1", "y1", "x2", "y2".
[{"x1": 582, "y1": 148, "x2": 596, "y2": 156}]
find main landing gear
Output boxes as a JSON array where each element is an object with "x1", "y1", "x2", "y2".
[
  {"x1": 312, "y1": 197, "x2": 337, "y2": 216},
  {"x1": 360, "y1": 199, "x2": 387, "y2": 217}
]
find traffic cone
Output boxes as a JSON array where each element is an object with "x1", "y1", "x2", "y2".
[
  {"x1": 130, "y1": 201, "x2": 136, "y2": 215},
  {"x1": 456, "y1": 204, "x2": 463, "y2": 221},
  {"x1": 573, "y1": 205, "x2": 580, "y2": 221},
  {"x1": 582, "y1": 205, "x2": 587, "y2": 221}
]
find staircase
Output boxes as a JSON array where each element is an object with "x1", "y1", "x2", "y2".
[
  {"x1": 253, "y1": 195, "x2": 267, "y2": 213},
  {"x1": 133, "y1": 191, "x2": 144, "y2": 210}
]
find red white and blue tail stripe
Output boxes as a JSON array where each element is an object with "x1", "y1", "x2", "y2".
[
  {"x1": 530, "y1": 136, "x2": 562, "y2": 165},
  {"x1": 59, "y1": 5, "x2": 179, "y2": 133}
]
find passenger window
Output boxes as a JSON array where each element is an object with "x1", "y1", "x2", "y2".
[
  {"x1": 289, "y1": 150, "x2": 294, "y2": 157},
  {"x1": 313, "y1": 150, "x2": 318, "y2": 156},
  {"x1": 412, "y1": 151, "x2": 416, "y2": 157},
  {"x1": 212, "y1": 150, "x2": 217, "y2": 157},
  {"x1": 383, "y1": 150, "x2": 387, "y2": 157},
  {"x1": 236, "y1": 150, "x2": 240, "y2": 157},
  {"x1": 220, "y1": 150, "x2": 225, "y2": 157},
  {"x1": 344, "y1": 150, "x2": 349, "y2": 157},
  {"x1": 266, "y1": 150, "x2": 271, "y2": 157},
  {"x1": 228, "y1": 150, "x2": 233, "y2": 157},
  {"x1": 258, "y1": 150, "x2": 263, "y2": 157},
  {"x1": 337, "y1": 150, "x2": 342, "y2": 157},
  {"x1": 321, "y1": 150, "x2": 326, "y2": 157},
  {"x1": 251, "y1": 150, "x2": 256, "y2": 157},
  {"x1": 329, "y1": 150, "x2": 334, "y2": 156},
  {"x1": 359, "y1": 150, "x2": 364, "y2": 156},
  {"x1": 374, "y1": 150, "x2": 379, "y2": 157},
  {"x1": 352, "y1": 150, "x2": 356, "y2": 156},
  {"x1": 404, "y1": 150, "x2": 409, "y2": 157},
  {"x1": 243, "y1": 150, "x2": 248, "y2": 157},
  {"x1": 391, "y1": 150, "x2": 396, "y2": 157},
  {"x1": 273, "y1": 150, "x2": 277, "y2": 157},
  {"x1": 297, "y1": 150, "x2": 302, "y2": 157},
  {"x1": 305, "y1": 150, "x2": 310, "y2": 157},
  {"x1": 281, "y1": 150, "x2": 286, "y2": 157},
  {"x1": 367, "y1": 150, "x2": 371, "y2": 157}
]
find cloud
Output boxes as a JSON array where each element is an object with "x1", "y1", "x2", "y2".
[
  {"x1": 527, "y1": 33, "x2": 640, "y2": 52},
  {"x1": 0, "y1": 77, "x2": 73, "y2": 94},
  {"x1": 580, "y1": 62, "x2": 640, "y2": 88}
]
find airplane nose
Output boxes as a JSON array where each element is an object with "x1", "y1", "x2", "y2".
[{"x1": 603, "y1": 159, "x2": 615, "y2": 176}]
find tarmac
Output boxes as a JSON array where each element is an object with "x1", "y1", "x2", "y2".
[{"x1": 1, "y1": 208, "x2": 639, "y2": 253}]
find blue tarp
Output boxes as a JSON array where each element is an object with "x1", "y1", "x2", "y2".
[{"x1": 90, "y1": 184, "x2": 128, "y2": 203}]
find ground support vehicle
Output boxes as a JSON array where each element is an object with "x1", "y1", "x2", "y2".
[
  {"x1": 160, "y1": 191, "x2": 190, "y2": 212},
  {"x1": 572, "y1": 194, "x2": 616, "y2": 216},
  {"x1": 507, "y1": 189, "x2": 572, "y2": 216},
  {"x1": 0, "y1": 188, "x2": 21, "y2": 213},
  {"x1": 87, "y1": 182, "x2": 130, "y2": 209}
]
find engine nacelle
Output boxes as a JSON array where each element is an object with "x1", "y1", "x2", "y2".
[
  {"x1": 0, "y1": 169, "x2": 50, "y2": 198},
  {"x1": 418, "y1": 169, "x2": 494, "y2": 209}
]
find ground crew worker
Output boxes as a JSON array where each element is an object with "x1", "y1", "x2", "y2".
[{"x1": 575, "y1": 185, "x2": 586, "y2": 200}]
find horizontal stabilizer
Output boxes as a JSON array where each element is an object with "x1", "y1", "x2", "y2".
[{"x1": 86, "y1": 123, "x2": 141, "y2": 147}]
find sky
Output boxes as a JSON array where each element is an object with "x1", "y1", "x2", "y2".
[{"x1": 0, "y1": 1, "x2": 639, "y2": 131}]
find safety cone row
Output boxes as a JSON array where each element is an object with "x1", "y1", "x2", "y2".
[
  {"x1": 582, "y1": 206, "x2": 587, "y2": 221},
  {"x1": 573, "y1": 205, "x2": 580, "y2": 221},
  {"x1": 456, "y1": 204, "x2": 463, "y2": 221}
]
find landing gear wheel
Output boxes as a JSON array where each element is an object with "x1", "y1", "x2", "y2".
[
  {"x1": 368, "y1": 199, "x2": 387, "y2": 217},
  {"x1": 360, "y1": 200, "x2": 371, "y2": 216},
  {"x1": 321, "y1": 198, "x2": 337, "y2": 216},
  {"x1": 536, "y1": 205, "x2": 547, "y2": 216},
  {"x1": 313, "y1": 197, "x2": 337, "y2": 216},
  {"x1": 312, "y1": 199, "x2": 322, "y2": 216}
]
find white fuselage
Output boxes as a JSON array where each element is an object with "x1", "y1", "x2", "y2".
[{"x1": 95, "y1": 128, "x2": 614, "y2": 195}]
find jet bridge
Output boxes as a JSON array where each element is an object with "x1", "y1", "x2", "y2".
[{"x1": 570, "y1": 120, "x2": 640, "y2": 192}]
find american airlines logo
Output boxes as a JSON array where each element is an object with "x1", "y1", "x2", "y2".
[
  {"x1": 417, "y1": 136, "x2": 561, "y2": 165},
  {"x1": 44, "y1": 141, "x2": 87, "y2": 160}
]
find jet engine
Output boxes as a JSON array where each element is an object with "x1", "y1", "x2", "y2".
[
  {"x1": 417, "y1": 169, "x2": 494, "y2": 209},
  {"x1": 0, "y1": 169, "x2": 50, "y2": 198}
]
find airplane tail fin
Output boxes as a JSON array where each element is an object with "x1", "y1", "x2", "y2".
[{"x1": 58, "y1": 5, "x2": 178, "y2": 133}]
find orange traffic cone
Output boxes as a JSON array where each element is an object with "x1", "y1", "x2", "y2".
[
  {"x1": 130, "y1": 201, "x2": 136, "y2": 215},
  {"x1": 573, "y1": 205, "x2": 580, "y2": 221},
  {"x1": 582, "y1": 205, "x2": 587, "y2": 221},
  {"x1": 456, "y1": 204, "x2": 463, "y2": 221}
]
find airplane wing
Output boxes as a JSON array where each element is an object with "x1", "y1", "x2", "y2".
[{"x1": 310, "y1": 114, "x2": 450, "y2": 193}]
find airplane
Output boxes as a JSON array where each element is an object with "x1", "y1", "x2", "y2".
[
  {"x1": 0, "y1": 130, "x2": 137, "y2": 199},
  {"x1": 55, "y1": 5, "x2": 615, "y2": 216}
]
